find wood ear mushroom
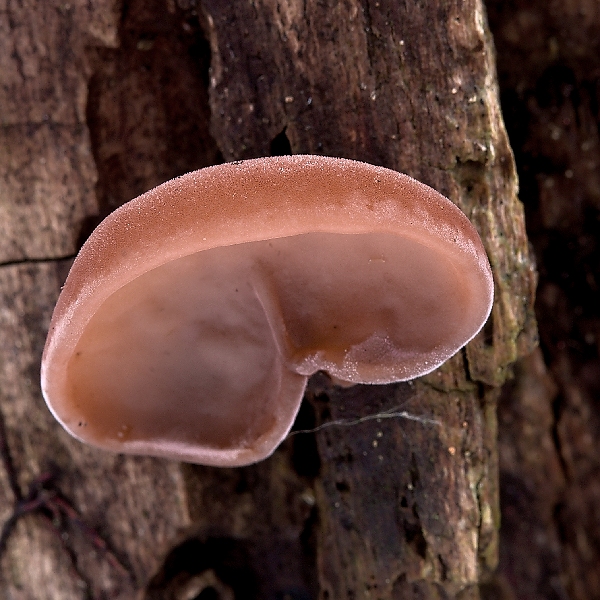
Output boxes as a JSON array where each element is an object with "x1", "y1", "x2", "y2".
[{"x1": 41, "y1": 155, "x2": 494, "y2": 467}]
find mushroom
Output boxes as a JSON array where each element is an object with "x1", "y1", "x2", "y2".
[{"x1": 41, "y1": 155, "x2": 493, "y2": 467}]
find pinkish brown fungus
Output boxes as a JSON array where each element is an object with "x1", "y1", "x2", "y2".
[{"x1": 41, "y1": 155, "x2": 494, "y2": 467}]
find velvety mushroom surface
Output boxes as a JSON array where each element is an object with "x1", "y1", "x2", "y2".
[{"x1": 41, "y1": 156, "x2": 494, "y2": 466}]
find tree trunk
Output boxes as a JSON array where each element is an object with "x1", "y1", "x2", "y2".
[
  {"x1": 0, "y1": 1, "x2": 536, "y2": 599},
  {"x1": 488, "y1": 3, "x2": 600, "y2": 599}
]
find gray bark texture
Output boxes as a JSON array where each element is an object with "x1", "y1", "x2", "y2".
[{"x1": 0, "y1": 1, "x2": 537, "y2": 598}]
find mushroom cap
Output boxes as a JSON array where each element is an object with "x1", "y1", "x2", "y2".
[{"x1": 41, "y1": 155, "x2": 494, "y2": 466}]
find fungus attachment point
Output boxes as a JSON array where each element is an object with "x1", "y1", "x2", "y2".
[{"x1": 41, "y1": 156, "x2": 494, "y2": 467}]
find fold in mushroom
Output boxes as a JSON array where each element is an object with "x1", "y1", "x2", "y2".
[{"x1": 41, "y1": 155, "x2": 494, "y2": 466}]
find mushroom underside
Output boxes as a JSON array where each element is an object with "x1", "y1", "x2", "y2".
[{"x1": 61, "y1": 230, "x2": 488, "y2": 465}]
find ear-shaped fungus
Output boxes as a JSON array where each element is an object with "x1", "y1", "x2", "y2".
[{"x1": 41, "y1": 156, "x2": 494, "y2": 466}]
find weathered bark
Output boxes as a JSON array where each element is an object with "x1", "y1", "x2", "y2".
[{"x1": 0, "y1": 1, "x2": 536, "y2": 598}]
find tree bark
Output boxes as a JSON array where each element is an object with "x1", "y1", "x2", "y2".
[
  {"x1": 488, "y1": 2, "x2": 600, "y2": 599},
  {"x1": 0, "y1": 1, "x2": 536, "y2": 599}
]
